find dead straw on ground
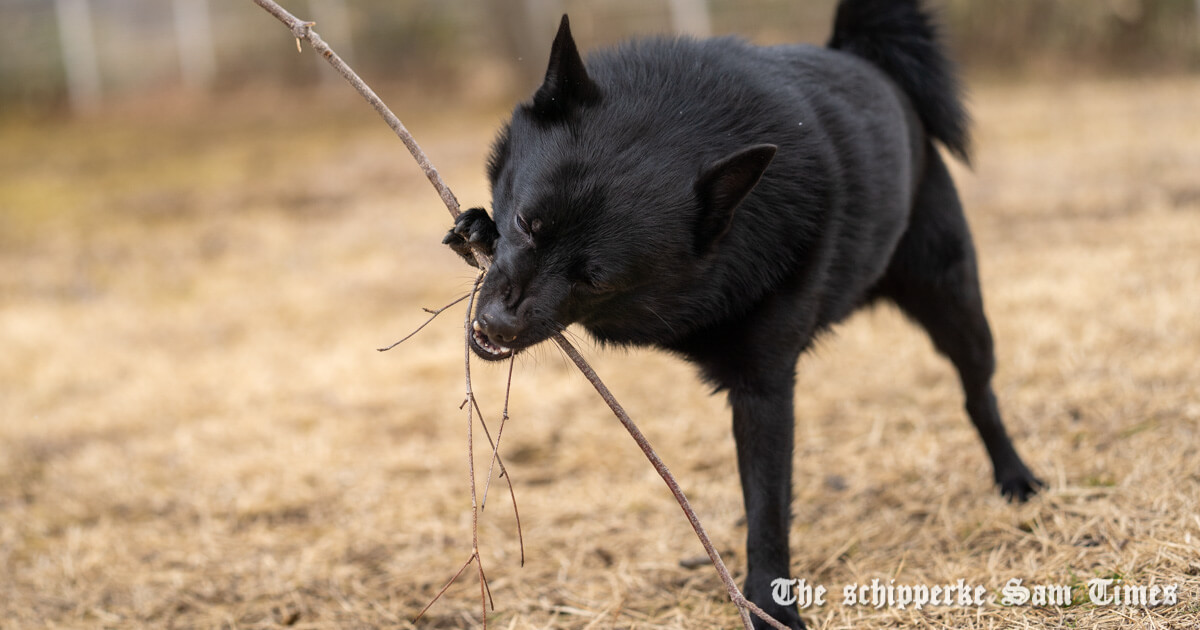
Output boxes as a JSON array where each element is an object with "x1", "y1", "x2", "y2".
[{"x1": 0, "y1": 44, "x2": 1197, "y2": 630}]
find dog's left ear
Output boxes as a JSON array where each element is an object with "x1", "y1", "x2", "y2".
[
  {"x1": 529, "y1": 15, "x2": 601, "y2": 119},
  {"x1": 694, "y1": 144, "x2": 777, "y2": 253}
]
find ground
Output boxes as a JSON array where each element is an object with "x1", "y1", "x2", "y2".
[{"x1": 1, "y1": 77, "x2": 1198, "y2": 629}]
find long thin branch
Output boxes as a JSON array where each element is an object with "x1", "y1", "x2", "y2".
[
  {"x1": 552, "y1": 338, "x2": 788, "y2": 629},
  {"x1": 462, "y1": 273, "x2": 493, "y2": 626},
  {"x1": 250, "y1": 2, "x2": 785, "y2": 628},
  {"x1": 471, "y1": 369, "x2": 524, "y2": 566}
]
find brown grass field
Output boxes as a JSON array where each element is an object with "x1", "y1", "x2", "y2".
[{"x1": 1, "y1": 76, "x2": 1198, "y2": 629}]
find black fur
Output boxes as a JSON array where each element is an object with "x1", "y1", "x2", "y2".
[
  {"x1": 828, "y1": 0, "x2": 971, "y2": 163},
  {"x1": 444, "y1": 5, "x2": 1042, "y2": 628}
]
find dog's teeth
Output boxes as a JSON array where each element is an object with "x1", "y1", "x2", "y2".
[{"x1": 468, "y1": 320, "x2": 512, "y2": 356}]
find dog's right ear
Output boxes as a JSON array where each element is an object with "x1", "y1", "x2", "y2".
[
  {"x1": 693, "y1": 144, "x2": 777, "y2": 254},
  {"x1": 528, "y1": 15, "x2": 601, "y2": 120}
]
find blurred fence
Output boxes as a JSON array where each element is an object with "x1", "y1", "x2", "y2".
[{"x1": 1, "y1": 0, "x2": 1197, "y2": 114}]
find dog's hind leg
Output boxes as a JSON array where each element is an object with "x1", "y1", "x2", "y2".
[{"x1": 874, "y1": 146, "x2": 1043, "y2": 501}]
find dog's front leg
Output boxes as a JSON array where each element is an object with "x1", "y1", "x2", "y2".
[{"x1": 730, "y1": 382, "x2": 804, "y2": 630}]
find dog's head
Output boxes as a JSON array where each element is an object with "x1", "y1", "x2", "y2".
[{"x1": 469, "y1": 16, "x2": 775, "y2": 361}]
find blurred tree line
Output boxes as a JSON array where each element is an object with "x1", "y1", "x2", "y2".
[
  {"x1": 0, "y1": 0, "x2": 1196, "y2": 114},
  {"x1": 943, "y1": 0, "x2": 1200, "y2": 73}
]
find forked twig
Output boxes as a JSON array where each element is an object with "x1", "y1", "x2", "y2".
[
  {"x1": 463, "y1": 273, "x2": 496, "y2": 623},
  {"x1": 412, "y1": 553, "x2": 474, "y2": 624},
  {"x1": 249, "y1": 2, "x2": 785, "y2": 628},
  {"x1": 480, "y1": 359, "x2": 515, "y2": 510},
  {"x1": 377, "y1": 293, "x2": 471, "y2": 352},
  {"x1": 465, "y1": 364, "x2": 524, "y2": 565},
  {"x1": 411, "y1": 275, "x2": 491, "y2": 626}
]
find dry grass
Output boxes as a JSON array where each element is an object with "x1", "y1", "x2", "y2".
[{"x1": 2, "y1": 77, "x2": 1198, "y2": 629}]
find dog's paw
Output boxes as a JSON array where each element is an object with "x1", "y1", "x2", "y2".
[
  {"x1": 744, "y1": 583, "x2": 806, "y2": 630},
  {"x1": 442, "y1": 207, "x2": 498, "y2": 267},
  {"x1": 749, "y1": 604, "x2": 805, "y2": 630},
  {"x1": 996, "y1": 466, "x2": 1045, "y2": 503}
]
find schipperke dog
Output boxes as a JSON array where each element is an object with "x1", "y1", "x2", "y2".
[{"x1": 444, "y1": 1, "x2": 1043, "y2": 627}]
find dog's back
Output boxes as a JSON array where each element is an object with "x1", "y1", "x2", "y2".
[
  {"x1": 501, "y1": 2, "x2": 971, "y2": 348},
  {"x1": 578, "y1": 38, "x2": 923, "y2": 334}
]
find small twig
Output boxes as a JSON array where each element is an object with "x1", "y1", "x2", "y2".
[
  {"x1": 470, "y1": 360, "x2": 524, "y2": 565},
  {"x1": 412, "y1": 553, "x2": 475, "y2": 625},
  {"x1": 377, "y1": 293, "x2": 471, "y2": 352},
  {"x1": 477, "y1": 553, "x2": 496, "y2": 613},
  {"x1": 502, "y1": 454, "x2": 525, "y2": 567},
  {"x1": 463, "y1": 273, "x2": 493, "y2": 626},
  {"x1": 480, "y1": 359, "x2": 515, "y2": 509},
  {"x1": 479, "y1": 359, "x2": 524, "y2": 564},
  {"x1": 499, "y1": 360, "x2": 525, "y2": 566}
]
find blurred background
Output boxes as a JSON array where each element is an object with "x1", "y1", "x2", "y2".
[
  {"x1": 2, "y1": 1, "x2": 1198, "y2": 629},
  {"x1": 2, "y1": 0, "x2": 1199, "y2": 114}
]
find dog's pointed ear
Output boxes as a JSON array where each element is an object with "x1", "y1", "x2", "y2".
[
  {"x1": 694, "y1": 144, "x2": 777, "y2": 253},
  {"x1": 529, "y1": 15, "x2": 600, "y2": 119}
]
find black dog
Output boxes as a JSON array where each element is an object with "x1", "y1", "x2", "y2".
[{"x1": 444, "y1": 1, "x2": 1043, "y2": 627}]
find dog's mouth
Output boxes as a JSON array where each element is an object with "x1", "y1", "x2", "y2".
[{"x1": 469, "y1": 320, "x2": 515, "y2": 361}]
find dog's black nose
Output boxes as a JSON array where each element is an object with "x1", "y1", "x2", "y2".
[{"x1": 478, "y1": 308, "x2": 521, "y2": 344}]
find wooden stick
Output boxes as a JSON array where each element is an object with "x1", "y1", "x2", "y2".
[
  {"x1": 552, "y1": 337, "x2": 788, "y2": 630},
  {"x1": 248, "y1": 2, "x2": 788, "y2": 627}
]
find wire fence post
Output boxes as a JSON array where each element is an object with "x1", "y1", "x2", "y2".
[
  {"x1": 667, "y1": 0, "x2": 712, "y2": 37},
  {"x1": 172, "y1": 0, "x2": 217, "y2": 91},
  {"x1": 54, "y1": 0, "x2": 102, "y2": 112}
]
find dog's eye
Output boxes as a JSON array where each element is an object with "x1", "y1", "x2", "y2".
[{"x1": 515, "y1": 213, "x2": 539, "y2": 239}]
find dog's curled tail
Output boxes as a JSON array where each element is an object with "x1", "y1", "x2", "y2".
[{"x1": 827, "y1": 0, "x2": 970, "y2": 163}]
